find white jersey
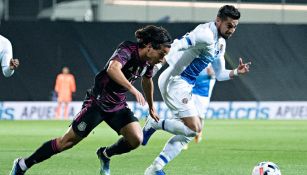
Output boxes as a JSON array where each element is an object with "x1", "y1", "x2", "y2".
[
  {"x1": 165, "y1": 22, "x2": 231, "y2": 84},
  {"x1": 0, "y1": 35, "x2": 14, "y2": 77},
  {"x1": 158, "y1": 22, "x2": 232, "y2": 118}
]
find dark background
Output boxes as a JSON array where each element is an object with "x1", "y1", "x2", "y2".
[{"x1": 0, "y1": 21, "x2": 306, "y2": 101}]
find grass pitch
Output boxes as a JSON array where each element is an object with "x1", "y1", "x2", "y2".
[{"x1": 1, "y1": 120, "x2": 307, "y2": 175}]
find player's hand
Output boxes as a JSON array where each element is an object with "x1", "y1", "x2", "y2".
[
  {"x1": 9, "y1": 58, "x2": 19, "y2": 70},
  {"x1": 129, "y1": 86, "x2": 146, "y2": 106},
  {"x1": 149, "y1": 107, "x2": 160, "y2": 122},
  {"x1": 237, "y1": 58, "x2": 251, "y2": 75}
]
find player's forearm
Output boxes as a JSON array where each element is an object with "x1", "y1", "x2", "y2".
[
  {"x1": 141, "y1": 77, "x2": 154, "y2": 108},
  {"x1": 107, "y1": 65, "x2": 134, "y2": 91},
  {"x1": 229, "y1": 69, "x2": 239, "y2": 79},
  {"x1": 2, "y1": 66, "x2": 14, "y2": 77},
  {"x1": 215, "y1": 69, "x2": 232, "y2": 81}
]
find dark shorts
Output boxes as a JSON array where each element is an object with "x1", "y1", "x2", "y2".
[{"x1": 71, "y1": 95, "x2": 138, "y2": 138}]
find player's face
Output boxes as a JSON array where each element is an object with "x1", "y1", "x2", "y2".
[
  {"x1": 147, "y1": 45, "x2": 170, "y2": 65},
  {"x1": 216, "y1": 17, "x2": 239, "y2": 39}
]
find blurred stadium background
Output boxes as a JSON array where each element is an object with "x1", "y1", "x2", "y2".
[{"x1": 1, "y1": 0, "x2": 307, "y2": 174}]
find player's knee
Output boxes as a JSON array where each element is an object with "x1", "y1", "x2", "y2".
[
  {"x1": 185, "y1": 129, "x2": 198, "y2": 137},
  {"x1": 56, "y1": 137, "x2": 79, "y2": 151},
  {"x1": 192, "y1": 125, "x2": 202, "y2": 133},
  {"x1": 184, "y1": 125, "x2": 200, "y2": 137},
  {"x1": 126, "y1": 134, "x2": 143, "y2": 149},
  {"x1": 185, "y1": 121, "x2": 202, "y2": 134}
]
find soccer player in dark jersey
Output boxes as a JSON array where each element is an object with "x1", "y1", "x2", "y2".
[{"x1": 10, "y1": 25, "x2": 172, "y2": 175}]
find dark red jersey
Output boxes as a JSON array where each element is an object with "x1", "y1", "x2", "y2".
[{"x1": 92, "y1": 41, "x2": 153, "y2": 112}]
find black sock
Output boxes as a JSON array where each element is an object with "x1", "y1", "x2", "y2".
[
  {"x1": 24, "y1": 139, "x2": 60, "y2": 168},
  {"x1": 105, "y1": 137, "x2": 133, "y2": 157}
]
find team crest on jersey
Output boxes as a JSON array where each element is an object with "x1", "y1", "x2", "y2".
[
  {"x1": 182, "y1": 98, "x2": 189, "y2": 104},
  {"x1": 77, "y1": 122, "x2": 87, "y2": 131}
]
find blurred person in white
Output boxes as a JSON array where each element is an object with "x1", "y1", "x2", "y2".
[
  {"x1": 142, "y1": 5, "x2": 251, "y2": 175},
  {"x1": 0, "y1": 35, "x2": 19, "y2": 77}
]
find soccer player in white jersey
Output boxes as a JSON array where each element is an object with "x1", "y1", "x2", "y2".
[
  {"x1": 142, "y1": 5, "x2": 251, "y2": 175},
  {"x1": 0, "y1": 35, "x2": 19, "y2": 77}
]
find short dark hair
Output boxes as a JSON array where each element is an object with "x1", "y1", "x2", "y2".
[
  {"x1": 135, "y1": 25, "x2": 172, "y2": 49},
  {"x1": 217, "y1": 5, "x2": 240, "y2": 20}
]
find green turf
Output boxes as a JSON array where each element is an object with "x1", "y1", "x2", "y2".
[{"x1": 1, "y1": 120, "x2": 307, "y2": 175}]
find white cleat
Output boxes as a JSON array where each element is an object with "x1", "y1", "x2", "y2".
[{"x1": 142, "y1": 117, "x2": 157, "y2": 146}]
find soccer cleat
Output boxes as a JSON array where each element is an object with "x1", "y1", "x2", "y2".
[
  {"x1": 155, "y1": 170, "x2": 166, "y2": 175},
  {"x1": 96, "y1": 147, "x2": 111, "y2": 175},
  {"x1": 142, "y1": 117, "x2": 157, "y2": 145},
  {"x1": 10, "y1": 158, "x2": 26, "y2": 175},
  {"x1": 144, "y1": 165, "x2": 166, "y2": 175}
]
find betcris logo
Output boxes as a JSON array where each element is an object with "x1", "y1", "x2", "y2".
[
  {"x1": 128, "y1": 102, "x2": 171, "y2": 119},
  {"x1": 0, "y1": 102, "x2": 14, "y2": 120},
  {"x1": 206, "y1": 102, "x2": 269, "y2": 119},
  {"x1": 128, "y1": 101, "x2": 269, "y2": 120}
]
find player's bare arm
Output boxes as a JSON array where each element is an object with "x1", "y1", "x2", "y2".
[
  {"x1": 107, "y1": 59, "x2": 146, "y2": 106},
  {"x1": 141, "y1": 76, "x2": 159, "y2": 122}
]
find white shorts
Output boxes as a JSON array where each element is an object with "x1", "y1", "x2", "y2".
[
  {"x1": 192, "y1": 94, "x2": 210, "y2": 119},
  {"x1": 158, "y1": 67, "x2": 199, "y2": 118}
]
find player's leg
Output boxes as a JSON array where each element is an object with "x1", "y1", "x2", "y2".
[
  {"x1": 143, "y1": 75, "x2": 199, "y2": 145},
  {"x1": 10, "y1": 100, "x2": 104, "y2": 175},
  {"x1": 145, "y1": 135, "x2": 192, "y2": 175},
  {"x1": 96, "y1": 108, "x2": 141, "y2": 175},
  {"x1": 142, "y1": 98, "x2": 201, "y2": 145},
  {"x1": 192, "y1": 94, "x2": 209, "y2": 143},
  {"x1": 10, "y1": 126, "x2": 82, "y2": 175},
  {"x1": 194, "y1": 119, "x2": 204, "y2": 143},
  {"x1": 142, "y1": 117, "x2": 199, "y2": 145},
  {"x1": 144, "y1": 76, "x2": 203, "y2": 174},
  {"x1": 144, "y1": 117, "x2": 202, "y2": 174},
  {"x1": 194, "y1": 130, "x2": 203, "y2": 143},
  {"x1": 143, "y1": 116, "x2": 202, "y2": 174}
]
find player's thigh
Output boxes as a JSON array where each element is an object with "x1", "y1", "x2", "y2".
[
  {"x1": 104, "y1": 107, "x2": 139, "y2": 135},
  {"x1": 120, "y1": 121, "x2": 142, "y2": 142},
  {"x1": 192, "y1": 94, "x2": 210, "y2": 118},
  {"x1": 56, "y1": 126, "x2": 83, "y2": 150},
  {"x1": 181, "y1": 116, "x2": 202, "y2": 132},
  {"x1": 71, "y1": 102, "x2": 105, "y2": 138},
  {"x1": 165, "y1": 77, "x2": 199, "y2": 118}
]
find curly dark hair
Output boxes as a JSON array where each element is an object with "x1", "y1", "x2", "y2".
[
  {"x1": 217, "y1": 5, "x2": 241, "y2": 20},
  {"x1": 135, "y1": 25, "x2": 172, "y2": 49}
]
